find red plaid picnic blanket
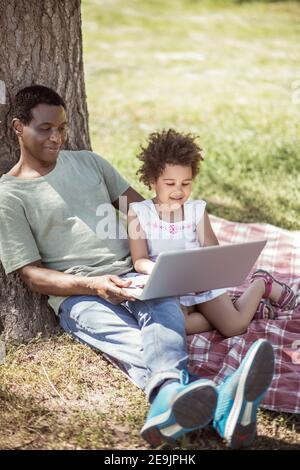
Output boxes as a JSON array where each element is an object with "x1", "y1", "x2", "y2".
[{"x1": 187, "y1": 216, "x2": 300, "y2": 414}]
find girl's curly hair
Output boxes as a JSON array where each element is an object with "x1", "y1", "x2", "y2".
[{"x1": 137, "y1": 129, "x2": 204, "y2": 189}]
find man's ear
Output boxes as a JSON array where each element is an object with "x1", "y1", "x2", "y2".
[{"x1": 12, "y1": 118, "x2": 23, "y2": 137}]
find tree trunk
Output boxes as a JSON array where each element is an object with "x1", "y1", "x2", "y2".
[{"x1": 0, "y1": 0, "x2": 91, "y2": 343}]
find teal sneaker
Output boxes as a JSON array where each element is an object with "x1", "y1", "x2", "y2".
[
  {"x1": 213, "y1": 339, "x2": 275, "y2": 449},
  {"x1": 141, "y1": 372, "x2": 217, "y2": 447}
]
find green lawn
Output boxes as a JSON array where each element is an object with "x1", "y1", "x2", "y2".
[
  {"x1": 82, "y1": 0, "x2": 300, "y2": 229},
  {"x1": 1, "y1": 0, "x2": 300, "y2": 451}
]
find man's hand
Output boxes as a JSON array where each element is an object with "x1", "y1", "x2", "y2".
[
  {"x1": 18, "y1": 262, "x2": 137, "y2": 303},
  {"x1": 88, "y1": 275, "x2": 137, "y2": 304}
]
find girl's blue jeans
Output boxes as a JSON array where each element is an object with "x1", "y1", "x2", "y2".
[{"x1": 59, "y1": 295, "x2": 188, "y2": 399}]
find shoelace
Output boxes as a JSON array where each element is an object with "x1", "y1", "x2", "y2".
[{"x1": 179, "y1": 369, "x2": 189, "y2": 385}]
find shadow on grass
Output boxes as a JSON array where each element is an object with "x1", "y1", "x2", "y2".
[
  {"x1": 0, "y1": 387, "x2": 115, "y2": 450},
  {"x1": 159, "y1": 409, "x2": 300, "y2": 450},
  {"x1": 161, "y1": 422, "x2": 300, "y2": 451},
  {"x1": 206, "y1": 178, "x2": 300, "y2": 230},
  {"x1": 262, "y1": 409, "x2": 300, "y2": 433}
]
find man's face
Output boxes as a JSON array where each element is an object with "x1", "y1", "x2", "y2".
[{"x1": 18, "y1": 103, "x2": 68, "y2": 164}]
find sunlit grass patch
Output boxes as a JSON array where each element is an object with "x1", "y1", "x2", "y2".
[{"x1": 82, "y1": 0, "x2": 300, "y2": 229}]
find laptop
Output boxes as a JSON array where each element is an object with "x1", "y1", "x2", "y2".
[{"x1": 123, "y1": 240, "x2": 267, "y2": 300}]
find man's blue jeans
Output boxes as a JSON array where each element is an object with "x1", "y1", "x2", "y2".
[{"x1": 59, "y1": 295, "x2": 188, "y2": 399}]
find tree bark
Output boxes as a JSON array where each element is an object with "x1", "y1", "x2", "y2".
[{"x1": 0, "y1": 0, "x2": 91, "y2": 343}]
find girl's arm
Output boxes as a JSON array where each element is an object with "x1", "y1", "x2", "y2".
[
  {"x1": 196, "y1": 209, "x2": 219, "y2": 247},
  {"x1": 128, "y1": 208, "x2": 155, "y2": 275}
]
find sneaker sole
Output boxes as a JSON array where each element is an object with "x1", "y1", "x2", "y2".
[
  {"x1": 224, "y1": 339, "x2": 274, "y2": 449},
  {"x1": 141, "y1": 380, "x2": 217, "y2": 446},
  {"x1": 160, "y1": 381, "x2": 217, "y2": 441}
]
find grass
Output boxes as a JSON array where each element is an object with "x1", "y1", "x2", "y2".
[
  {"x1": 82, "y1": 0, "x2": 300, "y2": 230},
  {"x1": 1, "y1": 0, "x2": 300, "y2": 450},
  {"x1": 0, "y1": 336, "x2": 147, "y2": 450},
  {"x1": 1, "y1": 335, "x2": 300, "y2": 450}
]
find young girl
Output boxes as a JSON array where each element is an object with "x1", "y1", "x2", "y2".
[{"x1": 127, "y1": 129, "x2": 297, "y2": 336}]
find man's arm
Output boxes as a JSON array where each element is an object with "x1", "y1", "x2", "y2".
[
  {"x1": 18, "y1": 261, "x2": 136, "y2": 304},
  {"x1": 112, "y1": 187, "x2": 144, "y2": 214}
]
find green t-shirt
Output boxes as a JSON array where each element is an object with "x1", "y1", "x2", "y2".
[{"x1": 0, "y1": 150, "x2": 132, "y2": 314}]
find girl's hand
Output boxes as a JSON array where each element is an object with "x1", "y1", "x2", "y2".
[
  {"x1": 144, "y1": 262, "x2": 155, "y2": 275},
  {"x1": 134, "y1": 258, "x2": 155, "y2": 275}
]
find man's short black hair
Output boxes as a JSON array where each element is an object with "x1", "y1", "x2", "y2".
[{"x1": 12, "y1": 85, "x2": 66, "y2": 124}]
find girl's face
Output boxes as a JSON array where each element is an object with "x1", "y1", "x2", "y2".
[{"x1": 151, "y1": 164, "x2": 193, "y2": 209}]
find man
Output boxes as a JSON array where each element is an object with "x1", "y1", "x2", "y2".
[{"x1": 0, "y1": 85, "x2": 274, "y2": 448}]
